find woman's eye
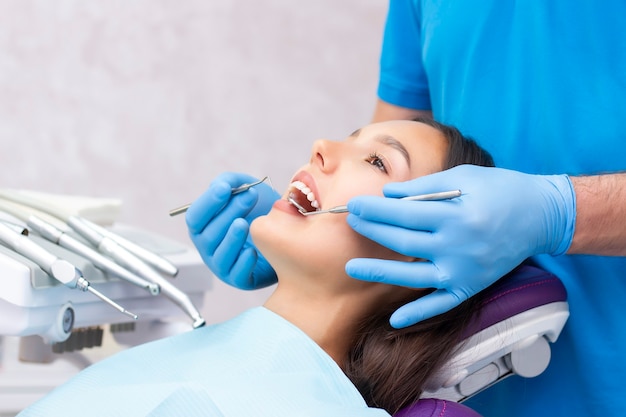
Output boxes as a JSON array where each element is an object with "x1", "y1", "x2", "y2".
[{"x1": 366, "y1": 153, "x2": 388, "y2": 173}]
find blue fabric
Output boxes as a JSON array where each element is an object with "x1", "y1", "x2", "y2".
[
  {"x1": 18, "y1": 307, "x2": 390, "y2": 417},
  {"x1": 379, "y1": 1, "x2": 626, "y2": 416}
]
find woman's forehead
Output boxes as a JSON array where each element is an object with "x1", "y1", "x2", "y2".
[
  {"x1": 357, "y1": 120, "x2": 441, "y2": 140},
  {"x1": 356, "y1": 121, "x2": 447, "y2": 155}
]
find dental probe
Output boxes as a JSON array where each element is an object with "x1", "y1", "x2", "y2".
[
  {"x1": 0, "y1": 222, "x2": 138, "y2": 320},
  {"x1": 0, "y1": 191, "x2": 180, "y2": 277},
  {"x1": 169, "y1": 176, "x2": 270, "y2": 217},
  {"x1": 67, "y1": 216, "x2": 206, "y2": 328},
  {"x1": 26, "y1": 215, "x2": 160, "y2": 295},
  {"x1": 291, "y1": 189, "x2": 463, "y2": 216}
]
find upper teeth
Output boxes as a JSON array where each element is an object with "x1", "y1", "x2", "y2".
[{"x1": 290, "y1": 180, "x2": 320, "y2": 210}]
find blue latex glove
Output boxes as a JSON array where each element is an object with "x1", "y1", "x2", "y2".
[
  {"x1": 186, "y1": 172, "x2": 280, "y2": 290},
  {"x1": 345, "y1": 165, "x2": 576, "y2": 328}
]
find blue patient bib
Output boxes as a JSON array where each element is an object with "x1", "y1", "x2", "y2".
[{"x1": 19, "y1": 307, "x2": 390, "y2": 417}]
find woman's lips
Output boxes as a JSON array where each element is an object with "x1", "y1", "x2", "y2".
[{"x1": 273, "y1": 198, "x2": 302, "y2": 216}]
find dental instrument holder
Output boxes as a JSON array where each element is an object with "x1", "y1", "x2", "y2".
[
  {"x1": 0, "y1": 223, "x2": 137, "y2": 321},
  {"x1": 168, "y1": 176, "x2": 270, "y2": 217},
  {"x1": 0, "y1": 212, "x2": 212, "y2": 414},
  {"x1": 292, "y1": 189, "x2": 462, "y2": 216},
  {"x1": 26, "y1": 215, "x2": 160, "y2": 296},
  {"x1": 67, "y1": 216, "x2": 206, "y2": 329}
]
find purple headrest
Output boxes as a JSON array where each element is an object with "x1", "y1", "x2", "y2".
[
  {"x1": 395, "y1": 398, "x2": 481, "y2": 417},
  {"x1": 461, "y1": 264, "x2": 567, "y2": 339},
  {"x1": 394, "y1": 264, "x2": 567, "y2": 417}
]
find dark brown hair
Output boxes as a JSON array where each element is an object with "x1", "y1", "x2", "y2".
[{"x1": 343, "y1": 117, "x2": 495, "y2": 414}]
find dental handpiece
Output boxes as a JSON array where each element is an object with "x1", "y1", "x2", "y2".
[
  {"x1": 0, "y1": 222, "x2": 138, "y2": 320},
  {"x1": 0, "y1": 191, "x2": 179, "y2": 278},
  {"x1": 26, "y1": 215, "x2": 160, "y2": 295},
  {"x1": 67, "y1": 216, "x2": 206, "y2": 328},
  {"x1": 78, "y1": 217, "x2": 179, "y2": 278},
  {"x1": 169, "y1": 176, "x2": 270, "y2": 217}
]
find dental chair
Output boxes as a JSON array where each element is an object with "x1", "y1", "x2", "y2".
[{"x1": 394, "y1": 264, "x2": 569, "y2": 417}]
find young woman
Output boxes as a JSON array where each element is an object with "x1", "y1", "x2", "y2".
[{"x1": 19, "y1": 118, "x2": 494, "y2": 417}]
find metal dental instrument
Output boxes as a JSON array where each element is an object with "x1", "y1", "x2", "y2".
[
  {"x1": 0, "y1": 222, "x2": 138, "y2": 320},
  {"x1": 78, "y1": 218, "x2": 179, "y2": 278},
  {"x1": 168, "y1": 176, "x2": 271, "y2": 217},
  {"x1": 26, "y1": 215, "x2": 160, "y2": 295},
  {"x1": 290, "y1": 189, "x2": 463, "y2": 216},
  {"x1": 0, "y1": 192, "x2": 180, "y2": 278},
  {"x1": 67, "y1": 216, "x2": 206, "y2": 328}
]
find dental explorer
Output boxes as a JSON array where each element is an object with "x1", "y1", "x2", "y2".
[
  {"x1": 0, "y1": 222, "x2": 138, "y2": 320},
  {"x1": 168, "y1": 176, "x2": 270, "y2": 217},
  {"x1": 289, "y1": 189, "x2": 462, "y2": 216},
  {"x1": 67, "y1": 216, "x2": 206, "y2": 328}
]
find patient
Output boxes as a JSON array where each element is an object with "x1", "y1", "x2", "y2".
[{"x1": 19, "y1": 118, "x2": 494, "y2": 417}]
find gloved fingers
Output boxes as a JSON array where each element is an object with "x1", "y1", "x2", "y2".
[
  {"x1": 228, "y1": 249, "x2": 279, "y2": 290},
  {"x1": 346, "y1": 213, "x2": 440, "y2": 258},
  {"x1": 187, "y1": 184, "x2": 258, "y2": 236},
  {"x1": 227, "y1": 247, "x2": 260, "y2": 290},
  {"x1": 249, "y1": 257, "x2": 279, "y2": 289},
  {"x1": 246, "y1": 182, "x2": 281, "y2": 220},
  {"x1": 186, "y1": 180, "x2": 230, "y2": 234},
  {"x1": 383, "y1": 166, "x2": 471, "y2": 198},
  {"x1": 186, "y1": 171, "x2": 264, "y2": 234},
  {"x1": 345, "y1": 258, "x2": 442, "y2": 288},
  {"x1": 210, "y1": 218, "x2": 250, "y2": 278},
  {"x1": 219, "y1": 172, "x2": 264, "y2": 187},
  {"x1": 347, "y1": 195, "x2": 457, "y2": 232},
  {"x1": 389, "y1": 289, "x2": 465, "y2": 328},
  {"x1": 219, "y1": 172, "x2": 280, "y2": 221}
]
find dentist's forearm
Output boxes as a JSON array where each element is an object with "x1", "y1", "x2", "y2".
[{"x1": 568, "y1": 173, "x2": 626, "y2": 256}]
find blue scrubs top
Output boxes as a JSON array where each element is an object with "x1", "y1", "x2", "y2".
[
  {"x1": 379, "y1": 1, "x2": 626, "y2": 416},
  {"x1": 18, "y1": 308, "x2": 390, "y2": 417}
]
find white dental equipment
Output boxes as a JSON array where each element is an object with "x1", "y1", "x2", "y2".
[
  {"x1": 289, "y1": 189, "x2": 462, "y2": 216},
  {"x1": 0, "y1": 222, "x2": 137, "y2": 320},
  {"x1": 26, "y1": 215, "x2": 159, "y2": 295},
  {"x1": 0, "y1": 188, "x2": 180, "y2": 278},
  {"x1": 0, "y1": 190, "x2": 206, "y2": 329},
  {"x1": 0, "y1": 189, "x2": 212, "y2": 413},
  {"x1": 168, "y1": 176, "x2": 271, "y2": 216},
  {"x1": 67, "y1": 216, "x2": 205, "y2": 329}
]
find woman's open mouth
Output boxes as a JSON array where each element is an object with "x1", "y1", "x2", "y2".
[{"x1": 287, "y1": 180, "x2": 320, "y2": 214}]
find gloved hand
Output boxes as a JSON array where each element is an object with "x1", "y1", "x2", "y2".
[
  {"x1": 186, "y1": 172, "x2": 280, "y2": 290},
  {"x1": 345, "y1": 165, "x2": 576, "y2": 328}
]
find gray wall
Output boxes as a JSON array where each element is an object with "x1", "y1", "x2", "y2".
[{"x1": 0, "y1": 0, "x2": 387, "y2": 323}]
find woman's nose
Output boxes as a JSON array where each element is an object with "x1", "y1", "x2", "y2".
[{"x1": 310, "y1": 139, "x2": 340, "y2": 172}]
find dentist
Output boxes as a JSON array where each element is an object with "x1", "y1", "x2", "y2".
[{"x1": 187, "y1": 1, "x2": 625, "y2": 416}]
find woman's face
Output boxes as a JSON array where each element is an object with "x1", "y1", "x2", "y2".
[{"x1": 250, "y1": 120, "x2": 448, "y2": 287}]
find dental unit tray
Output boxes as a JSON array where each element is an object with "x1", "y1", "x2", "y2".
[{"x1": 0, "y1": 190, "x2": 211, "y2": 345}]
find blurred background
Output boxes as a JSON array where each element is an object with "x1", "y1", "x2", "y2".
[{"x1": 0, "y1": 0, "x2": 387, "y2": 323}]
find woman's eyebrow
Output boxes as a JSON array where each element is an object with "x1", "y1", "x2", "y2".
[{"x1": 375, "y1": 134, "x2": 411, "y2": 166}]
